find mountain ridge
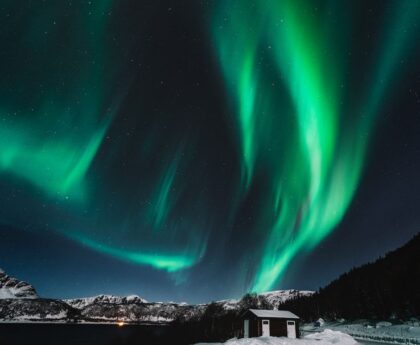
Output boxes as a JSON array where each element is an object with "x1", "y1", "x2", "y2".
[
  {"x1": 0, "y1": 268, "x2": 38, "y2": 299},
  {"x1": 0, "y1": 268, "x2": 313, "y2": 323}
]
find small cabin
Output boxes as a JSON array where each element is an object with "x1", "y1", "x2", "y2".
[{"x1": 241, "y1": 309, "x2": 300, "y2": 339}]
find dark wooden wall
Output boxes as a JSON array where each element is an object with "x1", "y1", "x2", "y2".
[
  {"x1": 269, "y1": 318, "x2": 287, "y2": 337},
  {"x1": 249, "y1": 316, "x2": 260, "y2": 337},
  {"x1": 241, "y1": 312, "x2": 300, "y2": 338}
]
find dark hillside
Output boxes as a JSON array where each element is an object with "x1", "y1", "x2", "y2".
[{"x1": 280, "y1": 233, "x2": 420, "y2": 321}]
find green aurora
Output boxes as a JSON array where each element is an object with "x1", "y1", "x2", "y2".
[
  {"x1": 211, "y1": 0, "x2": 420, "y2": 292},
  {"x1": 0, "y1": 1, "x2": 207, "y2": 274},
  {"x1": 0, "y1": 1, "x2": 419, "y2": 298},
  {"x1": 0, "y1": 1, "x2": 115, "y2": 202}
]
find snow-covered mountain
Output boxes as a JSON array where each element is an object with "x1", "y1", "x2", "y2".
[
  {"x1": 0, "y1": 268, "x2": 313, "y2": 323},
  {"x1": 58, "y1": 290, "x2": 314, "y2": 323},
  {"x1": 74, "y1": 300, "x2": 203, "y2": 323},
  {"x1": 260, "y1": 289, "x2": 314, "y2": 308},
  {"x1": 215, "y1": 290, "x2": 314, "y2": 311},
  {"x1": 0, "y1": 298, "x2": 74, "y2": 322},
  {"x1": 63, "y1": 294, "x2": 193, "y2": 323},
  {"x1": 65, "y1": 294, "x2": 148, "y2": 309},
  {"x1": 0, "y1": 268, "x2": 38, "y2": 299},
  {"x1": 0, "y1": 269, "x2": 72, "y2": 322}
]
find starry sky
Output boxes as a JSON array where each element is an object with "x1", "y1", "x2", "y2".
[{"x1": 1, "y1": 0, "x2": 420, "y2": 304}]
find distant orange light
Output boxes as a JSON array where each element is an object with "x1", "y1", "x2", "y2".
[{"x1": 117, "y1": 321, "x2": 124, "y2": 327}]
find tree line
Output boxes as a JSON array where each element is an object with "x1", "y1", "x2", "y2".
[
  {"x1": 280, "y1": 233, "x2": 420, "y2": 321},
  {"x1": 170, "y1": 233, "x2": 420, "y2": 343},
  {"x1": 170, "y1": 293, "x2": 271, "y2": 343}
]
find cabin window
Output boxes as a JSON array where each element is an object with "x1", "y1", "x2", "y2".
[
  {"x1": 287, "y1": 321, "x2": 295, "y2": 325},
  {"x1": 263, "y1": 321, "x2": 269, "y2": 325}
]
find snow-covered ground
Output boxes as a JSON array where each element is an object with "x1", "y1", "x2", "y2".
[
  {"x1": 195, "y1": 329, "x2": 359, "y2": 345},
  {"x1": 302, "y1": 321, "x2": 420, "y2": 345}
]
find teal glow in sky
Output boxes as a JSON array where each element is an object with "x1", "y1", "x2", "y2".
[
  {"x1": 0, "y1": 1, "x2": 420, "y2": 302},
  {"x1": 211, "y1": 0, "x2": 420, "y2": 292},
  {"x1": 0, "y1": 1, "x2": 208, "y2": 275}
]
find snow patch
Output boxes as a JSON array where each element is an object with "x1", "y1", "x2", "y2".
[
  {"x1": 195, "y1": 329, "x2": 359, "y2": 345},
  {"x1": 303, "y1": 321, "x2": 420, "y2": 345},
  {"x1": 305, "y1": 329, "x2": 358, "y2": 344}
]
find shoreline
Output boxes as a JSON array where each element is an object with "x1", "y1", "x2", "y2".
[{"x1": 0, "y1": 320, "x2": 171, "y2": 325}]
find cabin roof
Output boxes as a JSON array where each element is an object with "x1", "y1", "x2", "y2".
[{"x1": 248, "y1": 309, "x2": 299, "y2": 319}]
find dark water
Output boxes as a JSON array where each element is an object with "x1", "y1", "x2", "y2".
[
  {"x1": 0, "y1": 324, "x2": 395, "y2": 345},
  {"x1": 0, "y1": 323, "x2": 186, "y2": 345}
]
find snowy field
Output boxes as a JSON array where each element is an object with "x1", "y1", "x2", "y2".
[
  {"x1": 195, "y1": 329, "x2": 359, "y2": 345},
  {"x1": 302, "y1": 321, "x2": 420, "y2": 345}
]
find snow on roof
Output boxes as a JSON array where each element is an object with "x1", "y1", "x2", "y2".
[{"x1": 248, "y1": 309, "x2": 299, "y2": 319}]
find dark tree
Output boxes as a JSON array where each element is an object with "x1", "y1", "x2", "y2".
[{"x1": 280, "y1": 233, "x2": 420, "y2": 322}]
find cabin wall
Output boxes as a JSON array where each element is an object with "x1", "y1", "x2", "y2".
[
  {"x1": 241, "y1": 313, "x2": 300, "y2": 339},
  {"x1": 249, "y1": 318, "x2": 260, "y2": 337},
  {"x1": 269, "y1": 318, "x2": 287, "y2": 337}
]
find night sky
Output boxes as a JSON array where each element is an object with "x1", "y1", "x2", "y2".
[{"x1": 1, "y1": 0, "x2": 420, "y2": 304}]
